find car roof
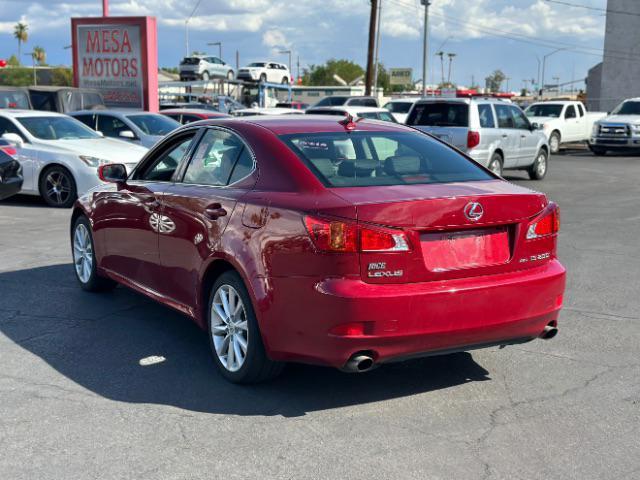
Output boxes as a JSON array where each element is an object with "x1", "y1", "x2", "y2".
[
  {"x1": 69, "y1": 109, "x2": 161, "y2": 116},
  {"x1": 386, "y1": 98, "x2": 419, "y2": 103},
  {"x1": 161, "y1": 108, "x2": 227, "y2": 115},
  {"x1": 308, "y1": 106, "x2": 388, "y2": 113},
  {"x1": 0, "y1": 109, "x2": 67, "y2": 118},
  {"x1": 201, "y1": 115, "x2": 413, "y2": 135}
]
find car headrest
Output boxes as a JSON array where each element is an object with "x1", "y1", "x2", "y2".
[
  {"x1": 310, "y1": 157, "x2": 337, "y2": 178},
  {"x1": 338, "y1": 159, "x2": 378, "y2": 177},
  {"x1": 384, "y1": 156, "x2": 422, "y2": 175}
]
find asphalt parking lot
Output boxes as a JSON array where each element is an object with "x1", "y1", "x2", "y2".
[{"x1": 1, "y1": 150, "x2": 639, "y2": 480}]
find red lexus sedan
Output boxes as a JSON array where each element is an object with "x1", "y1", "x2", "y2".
[{"x1": 70, "y1": 115, "x2": 565, "y2": 383}]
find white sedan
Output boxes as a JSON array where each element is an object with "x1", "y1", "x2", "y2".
[{"x1": 0, "y1": 110, "x2": 147, "y2": 207}]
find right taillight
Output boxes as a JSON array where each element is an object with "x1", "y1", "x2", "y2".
[
  {"x1": 467, "y1": 130, "x2": 480, "y2": 149},
  {"x1": 526, "y1": 203, "x2": 560, "y2": 240},
  {"x1": 304, "y1": 216, "x2": 410, "y2": 253}
]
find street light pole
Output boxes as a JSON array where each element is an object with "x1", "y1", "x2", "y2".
[
  {"x1": 185, "y1": 0, "x2": 204, "y2": 57},
  {"x1": 279, "y1": 50, "x2": 292, "y2": 80},
  {"x1": 541, "y1": 48, "x2": 566, "y2": 98},
  {"x1": 207, "y1": 42, "x2": 222, "y2": 59},
  {"x1": 373, "y1": 0, "x2": 383, "y2": 96},
  {"x1": 421, "y1": 0, "x2": 431, "y2": 96}
]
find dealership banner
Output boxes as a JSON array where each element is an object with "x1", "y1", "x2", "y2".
[
  {"x1": 71, "y1": 17, "x2": 158, "y2": 111},
  {"x1": 389, "y1": 68, "x2": 413, "y2": 86}
]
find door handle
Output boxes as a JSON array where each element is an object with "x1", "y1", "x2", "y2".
[
  {"x1": 502, "y1": 134, "x2": 508, "y2": 138},
  {"x1": 205, "y1": 203, "x2": 228, "y2": 220},
  {"x1": 521, "y1": 135, "x2": 527, "y2": 138}
]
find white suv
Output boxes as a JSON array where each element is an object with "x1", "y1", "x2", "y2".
[
  {"x1": 179, "y1": 56, "x2": 235, "y2": 81},
  {"x1": 237, "y1": 62, "x2": 291, "y2": 84}
]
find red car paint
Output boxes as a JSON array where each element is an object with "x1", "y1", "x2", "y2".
[{"x1": 72, "y1": 116, "x2": 565, "y2": 369}]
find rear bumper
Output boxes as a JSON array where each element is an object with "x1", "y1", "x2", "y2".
[
  {"x1": 262, "y1": 260, "x2": 566, "y2": 368},
  {"x1": 0, "y1": 177, "x2": 22, "y2": 201}
]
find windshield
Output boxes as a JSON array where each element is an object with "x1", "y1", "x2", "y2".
[
  {"x1": 247, "y1": 62, "x2": 266, "y2": 68},
  {"x1": 314, "y1": 97, "x2": 348, "y2": 107},
  {"x1": 525, "y1": 104, "x2": 563, "y2": 118},
  {"x1": 406, "y1": 102, "x2": 469, "y2": 127},
  {"x1": 17, "y1": 116, "x2": 99, "y2": 140},
  {"x1": 0, "y1": 90, "x2": 30, "y2": 109},
  {"x1": 127, "y1": 114, "x2": 179, "y2": 136},
  {"x1": 611, "y1": 101, "x2": 640, "y2": 115},
  {"x1": 384, "y1": 102, "x2": 413, "y2": 113},
  {"x1": 281, "y1": 131, "x2": 492, "y2": 187}
]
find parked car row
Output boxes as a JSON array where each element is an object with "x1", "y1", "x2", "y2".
[
  {"x1": 0, "y1": 86, "x2": 105, "y2": 113},
  {"x1": 178, "y1": 56, "x2": 292, "y2": 85}
]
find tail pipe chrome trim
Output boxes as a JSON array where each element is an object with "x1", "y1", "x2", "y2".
[
  {"x1": 540, "y1": 324, "x2": 559, "y2": 340},
  {"x1": 341, "y1": 353, "x2": 376, "y2": 373}
]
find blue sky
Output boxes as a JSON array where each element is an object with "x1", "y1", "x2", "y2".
[{"x1": 0, "y1": 0, "x2": 608, "y2": 91}]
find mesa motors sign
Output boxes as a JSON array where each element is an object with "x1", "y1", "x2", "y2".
[{"x1": 72, "y1": 17, "x2": 158, "y2": 111}]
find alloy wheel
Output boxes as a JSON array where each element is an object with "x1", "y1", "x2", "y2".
[
  {"x1": 211, "y1": 285, "x2": 249, "y2": 372},
  {"x1": 45, "y1": 171, "x2": 71, "y2": 206},
  {"x1": 536, "y1": 153, "x2": 547, "y2": 177},
  {"x1": 73, "y1": 223, "x2": 93, "y2": 284}
]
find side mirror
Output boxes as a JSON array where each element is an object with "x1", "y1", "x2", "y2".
[
  {"x1": 1, "y1": 132, "x2": 24, "y2": 148},
  {"x1": 119, "y1": 130, "x2": 136, "y2": 140},
  {"x1": 530, "y1": 122, "x2": 540, "y2": 131},
  {"x1": 96, "y1": 130, "x2": 104, "y2": 137},
  {"x1": 98, "y1": 163, "x2": 127, "y2": 183}
]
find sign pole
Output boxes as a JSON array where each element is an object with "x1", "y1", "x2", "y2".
[{"x1": 102, "y1": 0, "x2": 109, "y2": 16}]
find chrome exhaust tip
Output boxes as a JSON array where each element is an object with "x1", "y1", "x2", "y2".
[
  {"x1": 341, "y1": 353, "x2": 375, "y2": 373},
  {"x1": 540, "y1": 324, "x2": 559, "y2": 340}
]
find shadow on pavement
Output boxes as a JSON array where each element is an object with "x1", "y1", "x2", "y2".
[
  {"x1": 0, "y1": 264, "x2": 491, "y2": 417},
  {"x1": 0, "y1": 194, "x2": 52, "y2": 208}
]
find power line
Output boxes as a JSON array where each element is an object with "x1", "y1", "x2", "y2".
[{"x1": 545, "y1": 0, "x2": 640, "y2": 18}]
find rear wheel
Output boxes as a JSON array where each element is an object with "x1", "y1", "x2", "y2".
[
  {"x1": 488, "y1": 153, "x2": 503, "y2": 176},
  {"x1": 202, "y1": 71, "x2": 210, "y2": 81},
  {"x1": 259, "y1": 73, "x2": 267, "y2": 83},
  {"x1": 549, "y1": 131, "x2": 561, "y2": 154},
  {"x1": 281, "y1": 77, "x2": 289, "y2": 85},
  {"x1": 207, "y1": 271, "x2": 283, "y2": 383},
  {"x1": 39, "y1": 165, "x2": 77, "y2": 208},
  {"x1": 71, "y1": 216, "x2": 117, "y2": 292},
  {"x1": 528, "y1": 149, "x2": 548, "y2": 180}
]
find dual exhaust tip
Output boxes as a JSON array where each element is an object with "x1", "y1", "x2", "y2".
[{"x1": 343, "y1": 324, "x2": 558, "y2": 372}]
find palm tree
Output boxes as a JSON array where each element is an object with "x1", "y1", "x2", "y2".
[
  {"x1": 32, "y1": 46, "x2": 46, "y2": 66},
  {"x1": 14, "y1": 22, "x2": 28, "y2": 62}
]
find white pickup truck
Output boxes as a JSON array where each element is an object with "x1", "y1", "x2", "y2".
[{"x1": 524, "y1": 101, "x2": 607, "y2": 153}]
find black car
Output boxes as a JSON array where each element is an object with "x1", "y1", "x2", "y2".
[{"x1": 0, "y1": 141, "x2": 22, "y2": 201}]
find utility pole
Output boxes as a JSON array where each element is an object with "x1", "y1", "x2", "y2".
[
  {"x1": 541, "y1": 48, "x2": 566, "y2": 98},
  {"x1": 435, "y1": 51, "x2": 445, "y2": 86},
  {"x1": 365, "y1": 0, "x2": 379, "y2": 96},
  {"x1": 296, "y1": 55, "x2": 300, "y2": 83},
  {"x1": 447, "y1": 52, "x2": 456, "y2": 85},
  {"x1": 236, "y1": 50, "x2": 239, "y2": 72},
  {"x1": 373, "y1": 0, "x2": 383, "y2": 97},
  {"x1": 185, "y1": 0, "x2": 204, "y2": 57},
  {"x1": 505, "y1": 76, "x2": 511, "y2": 92},
  {"x1": 421, "y1": 0, "x2": 430, "y2": 96}
]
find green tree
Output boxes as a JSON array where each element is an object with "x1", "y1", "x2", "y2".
[
  {"x1": 7, "y1": 55, "x2": 20, "y2": 67},
  {"x1": 485, "y1": 70, "x2": 506, "y2": 92},
  {"x1": 32, "y1": 46, "x2": 46, "y2": 66},
  {"x1": 303, "y1": 59, "x2": 365, "y2": 86},
  {"x1": 14, "y1": 22, "x2": 28, "y2": 63}
]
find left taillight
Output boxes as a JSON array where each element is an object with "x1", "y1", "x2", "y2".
[
  {"x1": 467, "y1": 130, "x2": 480, "y2": 149},
  {"x1": 304, "y1": 216, "x2": 410, "y2": 253},
  {"x1": 526, "y1": 203, "x2": 560, "y2": 240},
  {"x1": 0, "y1": 146, "x2": 17, "y2": 157}
]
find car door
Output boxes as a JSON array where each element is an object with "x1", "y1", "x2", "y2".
[
  {"x1": 509, "y1": 105, "x2": 539, "y2": 166},
  {"x1": 267, "y1": 63, "x2": 280, "y2": 83},
  {"x1": 493, "y1": 104, "x2": 519, "y2": 168},
  {"x1": 0, "y1": 117, "x2": 36, "y2": 192},
  {"x1": 157, "y1": 127, "x2": 256, "y2": 311},
  {"x1": 563, "y1": 105, "x2": 581, "y2": 142},
  {"x1": 210, "y1": 57, "x2": 224, "y2": 77},
  {"x1": 92, "y1": 130, "x2": 199, "y2": 293}
]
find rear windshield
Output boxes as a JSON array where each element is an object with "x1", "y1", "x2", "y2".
[
  {"x1": 280, "y1": 131, "x2": 492, "y2": 187},
  {"x1": 0, "y1": 90, "x2": 30, "y2": 109},
  {"x1": 247, "y1": 62, "x2": 267, "y2": 67},
  {"x1": 384, "y1": 101, "x2": 413, "y2": 113},
  {"x1": 181, "y1": 57, "x2": 202, "y2": 65},
  {"x1": 406, "y1": 102, "x2": 469, "y2": 127},
  {"x1": 314, "y1": 97, "x2": 348, "y2": 107},
  {"x1": 525, "y1": 104, "x2": 563, "y2": 118}
]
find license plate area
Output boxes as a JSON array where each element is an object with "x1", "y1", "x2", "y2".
[{"x1": 420, "y1": 226, "x2": 511, "y2": 272}]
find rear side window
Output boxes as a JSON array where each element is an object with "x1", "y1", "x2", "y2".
[
  {"x1": 29, "y1": 91, "x2": 57, "y2": 111},
  {"x1": 281, "y1": 131, "x2": 492, "y2": 188},
  {"x1": 577, "y1": 104, "x2": 585, "y2": 117},
  {"x1": 478, "y1": 104, "x2": 495, "y2": 128},
  {"x1": 406, "y1": 102, "x2": 469, "y2": 127},
  {"x1": 73, "y1": 114, "x2": 95, "y2": 129}
]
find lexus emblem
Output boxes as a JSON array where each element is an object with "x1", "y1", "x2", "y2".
[{"x1": 464, "y1": 202, "x2": 484, "y2": 222}]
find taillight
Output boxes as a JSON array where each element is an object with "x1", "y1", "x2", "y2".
[
  {"x1": 304, "y1": 216, "x2": 410, "y2": 253},
  {"x1": 526, "y1": 203, "x2": 560, "y2": 240},
  {"x1": 467, "y1": 130, "x2": 480, "y2": 149},
  {"x1": 0, "y1": 146, "x2": 17, "y2": 157}
]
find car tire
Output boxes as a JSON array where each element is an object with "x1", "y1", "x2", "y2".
[
  {"x1": 281, "y1": 77, "x2": 289, "y2": 85},
  {"x1": 71, "y1": 215, "x2": 117, "y2": 292},
  {"x1": 202, "y1": 71, "x2": 210, "y2": 81},
  {"x1": 549, "y1": 131, "x2": 561, "y2": 154},
  {"x1": 488, "y1": 153, "x2": 503, "y2": 176},
  {"x1": 528, "y1": 149, "x2": 548, "y2": 180},
  {"x1": 39, "y1": 165, "x2": 77, "y2": 208},
  {"x1": 227, "y1": 70, "x2": 234, "y2": 80},
  {"x1": 207, "y1": 271, "x2": 284, "y2": 384},
  {"x1": 589, "y1": 146, "x2": 607, "y2": 156},
  {"x1": 259, "y1": 73, "x2": 267, "y2": 83}
]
